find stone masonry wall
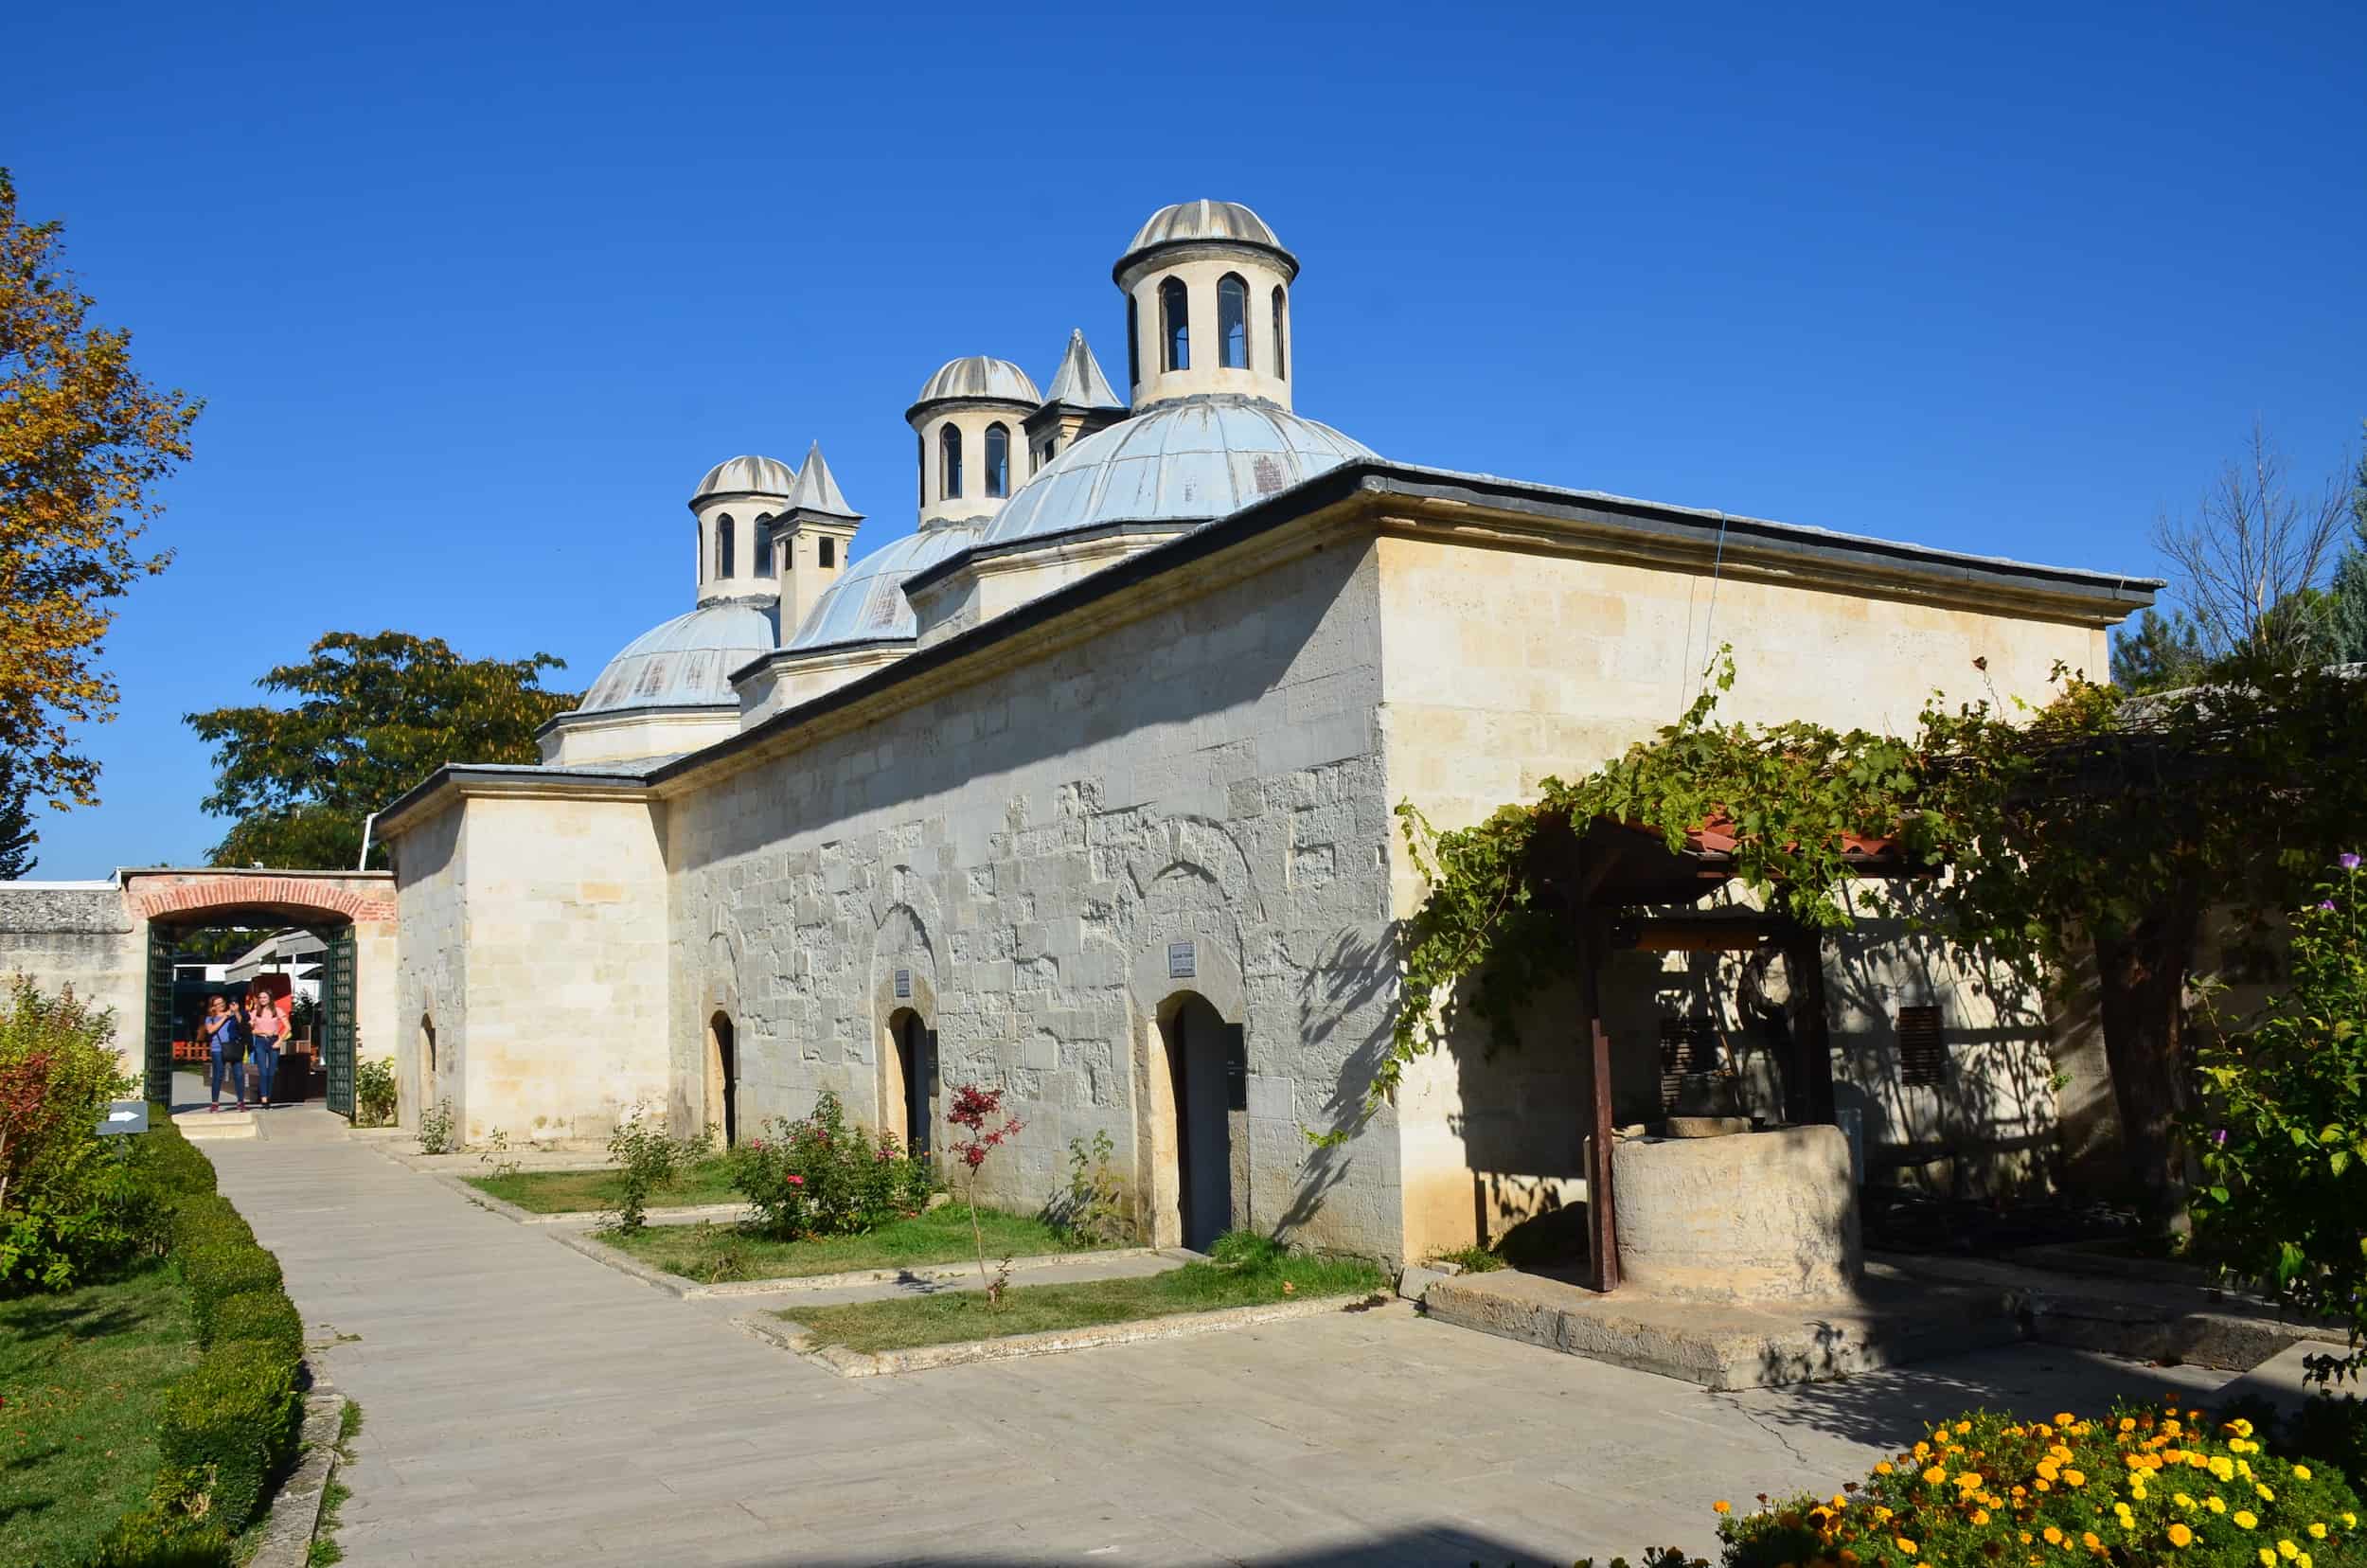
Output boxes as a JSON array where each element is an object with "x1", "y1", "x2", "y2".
[
  {"x1": 666, "y1": 539, "x2": 1407, "y2": 1258},
  {"x1": 1373, "y1": 533, "x2": 2111, "y2": 1255},
  {"x1": 0, "y1": 884, "x2": 142, "y2": 1072},
  {"x1": 392, "y1": 803, "x2": 467, "y2": 1131}
]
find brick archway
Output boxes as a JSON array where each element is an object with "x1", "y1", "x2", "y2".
[{"x1": 125, "y1": 871, "x2": 396, "y2": 926}]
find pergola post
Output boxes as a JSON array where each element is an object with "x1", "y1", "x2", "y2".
[
  {"x1": 1778, "y1": 918, "x2": 1837, "y2": 1126},
  {"x1": 1578, "y1": 916, "x2": 1619, "y2": 1293}
]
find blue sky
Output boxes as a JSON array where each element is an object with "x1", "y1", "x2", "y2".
[{"x1": 8, "y1": 0, "x2": 2362, "y2": 878}]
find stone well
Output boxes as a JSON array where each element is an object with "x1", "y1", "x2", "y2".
[{"x1": 1610, "y1": 1124, "x2": 1860, "y2": 1302}]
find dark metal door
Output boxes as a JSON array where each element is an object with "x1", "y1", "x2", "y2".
[
  {"x1": 143, "y1": 923, "x2": 176, "y2": 1106},
  {"x1": 324, "y1": 923, "x2": 357, "y2": 1117}
]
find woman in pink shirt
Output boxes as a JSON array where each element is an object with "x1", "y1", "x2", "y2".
[{"x1": 245, "y1": 986, "x2": 287, "y2": 1108}]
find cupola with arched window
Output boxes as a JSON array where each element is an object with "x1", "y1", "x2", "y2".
[
  {"x1": 904, "y1": 356, "x2": 1041, "y2": 529},
  {"x1": 1113, "y1": 201, "x2": 1297, "y2": 411}
]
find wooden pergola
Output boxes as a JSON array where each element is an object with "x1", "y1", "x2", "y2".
[{"x1": 1523, "y1": 812, "x2": 1920, "y2": 1292}]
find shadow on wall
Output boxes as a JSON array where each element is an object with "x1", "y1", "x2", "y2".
[{"x1": 1280, "y1": 924, "x2": 1399, "y2": 1240}]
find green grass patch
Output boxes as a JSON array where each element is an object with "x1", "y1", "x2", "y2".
[
  {"x1": 0, "y1": 1262, "x2": 202, "y2": 1568},
  {"x1": 1428, "y1": 1244, "x2": 1506, "y2": 1274},
  {"x1": 598, "y1": 1204, "x2": 1088, "y2": 1284},
  {"x1": 462, "y1": 1157, "x2": 739, "y2": 1213},
  {"x1": 786, "y1": 1241, "x2": 1387, "y2": 1354}
]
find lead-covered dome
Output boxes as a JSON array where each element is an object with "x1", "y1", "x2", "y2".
[
  {"x1": 691, "y1": 454, "x2": 795, "y2": 504},
  {"x1": 785, "y1": 522, "x2": 990, "y2": 651},
  {"x1": 983, "y1": 396, "x2": 1372, "y2": 546},
  {"x1": 578, "y1": 599, "x2": 778, "y2": 712},
  {"x1": 909, "y1": 357, "x2": 1041, "y2": 411},
  {"x1": 1116, "y1": 201, "x2": 1297, "y2": 279}
]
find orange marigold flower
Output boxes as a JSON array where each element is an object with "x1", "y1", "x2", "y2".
[
  {"x1": 1713, "y1": 1501, "x2": 1731, "y2": 1514},
  {"x1": 2168, "y1": 1523, "x2": 2194, "y2": 1547}
]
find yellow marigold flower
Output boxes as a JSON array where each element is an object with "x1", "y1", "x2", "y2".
[
  {"x1": 1955, "y1": 1472, "x2": 1983, "y2": 1491},
  {"x1": 2082, "y1": 1531, "x2": 2101, "y2": 1550},
  {"x1": 2292, "y1": 1465, "x2": 2311, "y2": 1481},
  {"x1": 2260, "y1": 1484, "x2": 2277, "y2": 1501},
  {"x1": 2035, "y1": 1479, "x2": 2053, "y2": 1492},
  {"x1": 2307, "y1": 1523, "x2": 2326, "y2": 1540},
  {"x1": 1914, "y1": 1441, "x2": 1932, "y2": 1458},
  {"x1": 1875, "y1": 1462, "x2": 1894, "y2": 1475},
  {"x1": 2122, "y1": 1417, "x2": 2138, "y2": 1432},
  {"x1": 1895, "y1": 1539, "x2": 1917, "y2": 1553},
  {"x1": 2278, "y1": 1542, "x2": 2299, "y2": 1560},
  {"x1": 2213, "y1": 1458, "x2": 2238, "y2": 1482},
  {"x1": 2233, "y1": 1418, "x2": 2255, "y2": 1438},
  {"x1": 1923, "y1": 1467, "x2": 1948, "y2": 1486},
  {"x1": 2043, "y1": 1526, "x2": 2064, "y2": 1545},
  {"x1": 1956, "y1": 1420, "x2": 1973, "y2": 1434},
  {"x1": 2064, "y1": 1470, "x2": 2087, "y2": 1488},
  {"x1": 1972, "y1": 1510, "x2": 1991, "y2": 1525},
  {"x1": 2345, "y1": 1512, "x2": 2358, "y2": 1527},
  {"x1": 2258, "y1": 1552, "x2": 2277, "y2": 1568},
  {"x1": 2056, "y1": 1413, "x2": 2076, "y2": 1427},
  {"x1": 2300, "y1": 1555, "x2": 2313, "y2": 1568},
  {"x1": 2237, "y1": 1510, "x2": 2259, "y2": 1529},
  {"x1": 2176, "y1": 1493, "x2": 2195, "y2": 1508},
  {"x1": 2168, "y1": 1523, "x2": 2194, "y2": 1547},
  {"x1": 2210, "y1": 1498, "x2": 2229, "y2": 1514}
]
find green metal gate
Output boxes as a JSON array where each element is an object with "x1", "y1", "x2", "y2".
[
  {"x1": 323, "y1": 923, "x2": 357, "y2": 1118},
  {"x1": 143, "y1": 923, "x2": 177, "y2": 1106}
]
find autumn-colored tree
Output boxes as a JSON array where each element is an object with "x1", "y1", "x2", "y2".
[
  {"x1": 186, "y1": 631, "x2": 578, "y2": 868},
  {"x1": 0, "y1": 169, "x2": 199, "y2": 809}
]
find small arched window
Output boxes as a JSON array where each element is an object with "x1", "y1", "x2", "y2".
[
  {"x1": 1272, "y1": 286, "x2": 1288, "y2": 381},
  {"x1": 717, "y1": 513, "x2": 736, "y2": 579},
  {"x1": 819, "y1": 537, "x2": 836, "y2": 569},
  {"x1": 1219, "y1": 274, "x2": 1249, "y2": 369},
  {"x1": 754, "y1": 515, "x2": 774, "y2": 575},
  {"x1": 939, "y1": 423, "x2": 963, "y2": 500},
  {"x1": 1160, "y1": 276, "x2": 1190, "y2": 371},
  {"x1": 1127, "y1": 294, "x2": 1140, "y2": 386},
  {"x1": 984, "y1": 423, "x2": 1010, "y2": 498},
  {"x1": 916, "y1": 433, "x2": 925, "y2": 510}
]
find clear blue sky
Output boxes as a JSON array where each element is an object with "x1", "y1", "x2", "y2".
[{"x1": 8, "y1": 0, "x2": 2362, "y2": 878}]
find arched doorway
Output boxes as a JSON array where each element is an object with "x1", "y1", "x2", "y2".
[
  {"x1": 705, "y1": 1011, "x2": 739, "y2": 1147},
  {"x1": 1160, "y1": 993, "x2": 1240, "y2": 1252},
  {"x1": 884, "y1": 1007, "x2": 935, "y2": 1158}
]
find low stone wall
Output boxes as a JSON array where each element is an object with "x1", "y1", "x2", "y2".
[{"x1": 1611, "y1": 1125, "x2": 1860, "y2": 1301}]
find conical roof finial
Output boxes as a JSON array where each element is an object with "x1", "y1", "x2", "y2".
[
  {"x1": 784, "y1": 440, "x2": 859, "y2": 519},
  {"x1": 1042, "y1": 329, "x2": 1124, "y2": 411}
]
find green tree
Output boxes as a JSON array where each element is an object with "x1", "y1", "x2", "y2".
[
  {"x1": 186, "y1": 631, "x2": 577, "y2": 869},
  {"x1": 2323, "y1": 437, "x2": 2367, "y2": 664},
  {"x1": 0, "y1": 168, "x2": 199, "y2": 810},
  {"x1": 0, "y1": 768, "x2": 36, "y2": 879},
  {"x1": 2109, "y1": 606, "x2": 2208, "y2": 691}
]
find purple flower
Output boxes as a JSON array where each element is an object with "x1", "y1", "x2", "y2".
[
  {"x1": 2211, "y1": 1128, "x2": 2229, "y2": 1146},
  {"x1": 2322, "y1": 900, "x2": 2339, "y2": 912},
  {"x1": 2342, "y1": 852, "x2": 2362, "y2": 872}
]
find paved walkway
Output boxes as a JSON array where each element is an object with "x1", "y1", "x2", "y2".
[{"x1": 203, "y1": 1106, "x2": 2236, "y2": 1567}]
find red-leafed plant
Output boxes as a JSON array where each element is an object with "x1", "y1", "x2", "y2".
[{"x1": 946, "y1": 1082, "x2": 1023, "y2": 1308}]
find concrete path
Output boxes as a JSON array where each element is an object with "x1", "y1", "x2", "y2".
[{"x1": 202, "y1": 1106, "x2": 2237, "y2": 1568}]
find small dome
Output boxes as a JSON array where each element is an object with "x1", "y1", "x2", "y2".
[
  {"x1": 910, "y1": 356, "x2": 1041, "y2": 411},
  {"x1": 785, "y1": 522, "x2": 990, "y2": 652},
  {"x1": 578, "y1": 599, "x2": 778, "y2": 713},
  {"x1": 1117, "y1": 201, "x2": 1297, "y2": 278},
  {"x1": 984, "y1": 397, "x2": 1373, "y2": 546},
  {"x1": 691, "y1": 454, "x2": 795, "y2": 505}
]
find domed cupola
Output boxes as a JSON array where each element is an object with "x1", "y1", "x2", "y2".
[
  {"x1": 906, "y1": 356, "x2": 1041, "y2": 529},
  {"x1": 1115, "y1": 201, "x2": 1298, "y2": 412},
  {"x1": 687, "y1": 454, "x2": 794, "y2": 606}
]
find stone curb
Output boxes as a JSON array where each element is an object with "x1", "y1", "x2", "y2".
[
  {"x1": 431, "y1": 1170, "x2": 753, "y2": 1228},
  {"x1": 547, "y1": 1226, "x2": 1169, "y2": 1300},
  {"x1": 246, "y1": 1386, "x2": 347, "y2": 1568},
  {"x1": 734, "y1": 1292, "x2": 1398, "y2": 1377}
]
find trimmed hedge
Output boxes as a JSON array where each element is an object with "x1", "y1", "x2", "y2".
[
  {"x1": 67, "y1": 1115, "x2": 311, "y2": 1563},
  {"x1": 158, "y1": 1339, "x2": 302, "y2": 1532},
  {"x1": 207, "y1": 1287, "x2": 302, "y2": 1363}
]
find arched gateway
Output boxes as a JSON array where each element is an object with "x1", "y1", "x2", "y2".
[{"x1": 0, "y1": 869, "x2": 398, "y2": 1116}]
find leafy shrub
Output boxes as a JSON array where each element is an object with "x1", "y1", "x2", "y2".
[
  {"x1": 2195, "y1": 855, "x2": 2367, "y2": 1383},
  {"x1": 0, "y1": 977, "x2": 153, "y2": 1292},
  {"x1": 179, "y1": 1238, "x2": 284, "y2": 1342},
  {"x1": 604, "y1": 1103, "x2": 705, "y2": 1234},
  {"x1": 1047, "y1": 1130, "x2": 1134, "y2": 1247},
  {"x1": 1430, "y1": 1244, "x2": 1506, "y2": 1274},
  {"x1": 415, "y1": 1100, "x2": 456, "y2": 1154},
  {"x1": 85, "y1": 1469, "x2": 234, "y2": 1567},
  {"x1": 1717, "y1": 1401, "x2": 2364, "y2": 1568},
  {"x1": 168, "y1": 1191, "x2": 256, "y2": 1256},
  {"x1": 352, "y1": 1056, "x2": 397, "y2": 1127},
  {"x1": 131, "y1": 1114, "x2": 218, "y2": 1201},
  {"x1": 158, "y1": 1338, "x2": 302, "y2": 1531},
  {"x1": 208, "y1": 1286, "x2": 303, "y2": 1362},
  {"x1": 727, "y1": 1091, "x2": 931, "y2": 1239}
]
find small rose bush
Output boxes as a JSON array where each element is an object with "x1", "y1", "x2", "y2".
[
  {"x1": 1717, "y1": 1401, "x2": 2363, "y2": 1568},
  {"x1": 726, "y1": 1091, "x2": 931, "y2": 1238}
]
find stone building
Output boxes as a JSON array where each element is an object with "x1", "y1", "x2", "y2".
[{"x1": 373, "y1": 201, "x2": 2154, "y2": 1263}]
